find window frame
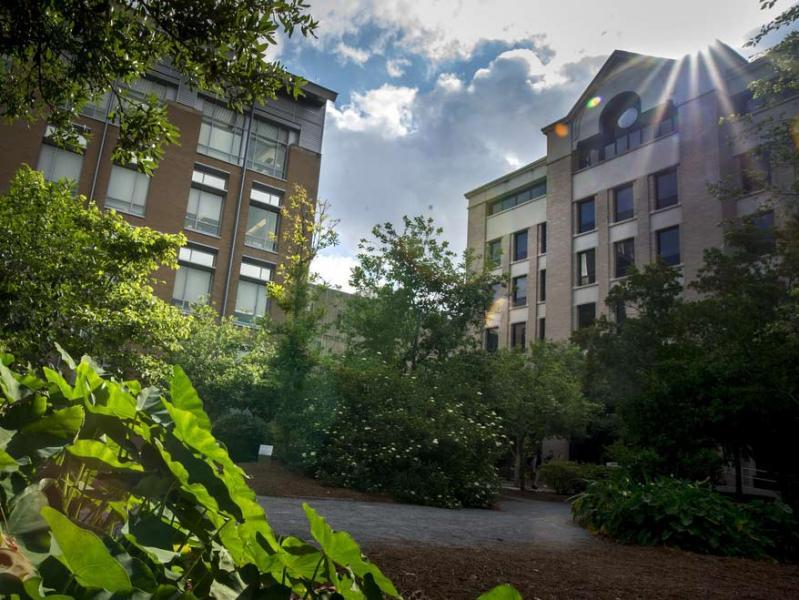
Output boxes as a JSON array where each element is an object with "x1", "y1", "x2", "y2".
[
  {"x1": 613, "y1": 237, "x2": 635, "y2": 278},
  {"x1": 576, "y1": 248, "x2": 597, "y2": 286},
  {"x1": 511, "y1": 275, "x2": 528, "y2": 307},
  {"x1": 246, "y1": 116, "x2": 298, "y2": 179},
  {"x1": 511, "y1": 322, "x2": 526, "y2": 350},
  {"x1": 654, "y1": 167, "x2": 679, "y2": 210},
  {"x1": 538, "y1": 269, "x2": 546, "y2": 302},
  {"x1": 234, "y1": 258, "x2": 274, "y2": 326},
  {"x1": 488, "y1": 178, "x2": 547, "y2": 216},
  {"x1": 244, "y1": 199, "x2": 281, "y2": 252},
  {"x1": 576, "y1": 197, "x2": 596, "y2": 234},
  {"x1": 656, "y1": 226, "x2": 681, "y2": 267},
  {"x1": 512, "y1": 229, "x2": 528, "y2": 262},
  {"x1": 576, "y1": 302, "x2": 597, "y2": 329},
  {"x1": 538, "y1": 222, "x2": 547, "y2": 254},
  {"x1": 613, "y1": 183, "x2": 635, "y2": 222},
  {"x1": 172, "y1": 245, "x2": 217, "y2": 312},
  {"x1": 105, "y1": 164, "x2": 150, "y2": 217},
  {"x1": 486, "y1": 238, "x2": 503, "y2": 268},
  {"x1": 537, "y1": 317, "x2": 546, "y2": 341},
  {"x1": 197, "y1": 97, "x2": 246, "y2": 165},
  {"x1": 485, "y1": 327, "x2": 499, "y2": 352},
  {"x1": 184, "y1": 166, "x2": 228, "y2": 236}
]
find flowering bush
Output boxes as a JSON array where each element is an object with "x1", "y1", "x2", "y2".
[{"x1": 317, "y1": 355, "x2": 505, "y2": 508}]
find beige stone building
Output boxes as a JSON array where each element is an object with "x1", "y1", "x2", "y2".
[{"x1": 466, "y1": 43, "x2": 798, "y2": 348}]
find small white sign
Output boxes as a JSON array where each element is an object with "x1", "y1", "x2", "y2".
[{"x1": 258, "y1": 445, "x2": 274, "y2": 462}]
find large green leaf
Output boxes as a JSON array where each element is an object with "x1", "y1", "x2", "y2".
[
  {"x1": 40, "y1": 506, "x2": 132, "y2": 593},
  {"x1": 169, "y1": 366, "x2": 211, "y2": 431},
  {"x1": 21, "y1": 406, "x2": 84, "y2": 438},
  {"x1": 66, "y1": 439, "x2": 143, "y2": 472},
  {"x1": 477, "y1": 584, "x2": 523, "y2": 600},
  {"x1": 0, "y1": 361, "x2": 21, "y2": 402}
]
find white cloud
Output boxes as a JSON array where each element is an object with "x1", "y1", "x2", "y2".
[
  {"x1": 335, "y1": 42, "x2": 370, "y2": 65},
  {"x1": 386, "y1": 57, "x2": 411, "y2": 77},
  {"x1": 435, "y1": 72, "x2": 463, "y2": 93},
  {"x1": 328, "y1": 84, "x2": 417, "y2": 138},
  {"x1": 312, "y1": 253, "x2": 358, "y2": 293}
]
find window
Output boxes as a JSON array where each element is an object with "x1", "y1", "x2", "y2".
[
  {"x1": 513, "y1": 230, "x2": 528, "y2": 261},
  {"x1": 613, "y1": 184, "x2": 634, "y2": 222},
  {"x1": 81, "y1": 91, "x2": 112, "y2": 121},
  {"x1": 246, "y1": 117, "x2": 298, "y2": 179},
  {"x1": 538, "y1": 269, "x2": 546, "y2": 302},
  {"x1": 105, "y1": 165, "x2": 150, "y2": 216},
  {"x1": 538, "y1": 222, "x2": 547, "y2": 254},
  {"x1": 538, "y1": 317, "x2": 546, "y2": 340},
  {"x1": 614, "y1": 300, "x2": 627, "y2": 324},
  {"x1": 245, "y1": 203, "x2": 280, "y2": 252},
  {"x1": 753, "y1": 210, "x2": 776, "y2": 251},
  {"x1": 185, "y1": 167, "x2": 227, "y2": 235},
  {"x1": 512, "y1": 275, "x2": 528, "y2": 307},
  {"x1": 37, "y1": 144, "x2": 83, "y2": 184},
  {"x1": 656, "y1": 226, "x2": 680, "y2": 266},
  {"x1": 250, "y1": 184, "x2": 281, "y2": 207},
  {"x1": 655, "y1": 168, "x2": 678, "y2": 209},
  {"x1": 576, "y1": 249, "x2": 596, "y2": 286},
  {"x1": 614, "y1": 238, "x2": 635, "y2": 278},
  {"x1": 486, "y1": 239, "x2": 502, "y2": 268},
  {"x1": 577, "y1": 197, "x2": 595, "y2": 233},
  {"x1": 172, "y1": 246, "x2": 216, "y2": 311},
  {"x1": 511, "y1": 322, "x2": 526, "y2": 350},
  {"x1": 485, "y1": 328, "x2": 499, "y2": 352},
  {"x1": 577, "y1": 303, "x2": 596, "y2": 329},
  {"x1": 234, "y1": 260, "x2": 273, "y2": 325},
  {"x1": 126, "y1": 77, "x2": 178, "y2": 104},
  {"x1": 488, "y1": 179, "x2": 547, "y2": 215},
  {"x1": 739, "y1": 150, "x2": 772, "y2": 194},
  {"x1": 197, "y1": 97, "x2": 245, "y2": 164}
]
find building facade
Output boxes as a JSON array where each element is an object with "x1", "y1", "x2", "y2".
[
  {"x1": 466, "y1": 44, "x2": 798, "y2": 348},
  {"x1": 0, "y1": 63, "x2": 336, "y2": 324}
]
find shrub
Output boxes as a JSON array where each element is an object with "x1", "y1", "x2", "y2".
[
  {"x1": 539, "y1": 460, "x2": 611, "y2": 495},
  {"x1": 212, "y1": 409, "x2": 270, "y2": 462},
  {"x1": 0, "y1": 350, "x2": 399, "y2": 598},
  {"x1": 572, "y1": 476, "x2": 799, "y2": 560}
]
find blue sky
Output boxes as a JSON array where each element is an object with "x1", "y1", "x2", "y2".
[{"x1": 275, "y1": 0, "x2": 789, "y2": 290}]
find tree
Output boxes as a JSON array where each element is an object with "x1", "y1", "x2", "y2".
[
  {"x1": 343, "y1": 216, "x2": 500, "y2": 372},
  {"x1": 490, "y1": 342, "x2": 596, "y2": 490},
  {"x1": 0, "y1": 0, "x2": 317, "y2": 171},
  {"x1": 0, "y1": 166, "x2": 188, "y2": 379}
]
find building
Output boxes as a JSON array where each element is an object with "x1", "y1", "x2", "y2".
[
  {"x1": 310, "y1": 285, "x2": 353, "y2": 354},
  {"x1": 466, "y1": 43, "x2": 798, "y2": 347},
  {"x1": 0, "y1": 62, "x2": 337, "y2": 324}
]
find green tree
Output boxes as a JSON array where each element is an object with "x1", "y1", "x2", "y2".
[
  {"x1": 0, "y1": 0, "x2": 317, "y2": 172},
  {"x1": 344, "y1": 216, "x2": 500, "y2": 372},
  {"x1": 491, "y1": 342, "x2": 596, "y2": 490},
  {"x1": 0, "y1": 166, "x2": 188, "y2": 379}
]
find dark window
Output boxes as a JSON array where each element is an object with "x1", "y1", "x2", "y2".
[
  {"x1": 485, "y1": 328, "x2": 499, "y2": 352},
  {"x1": 614, "y1": 300, "x2": 627, "y2": 324},
  {"x1": 491, "y1": 282, "x2": 504, "y2": 301},
  {"x1": 613, "y1": 184, "x2": 634, "y2": 222},
  {"x1": 512, "y1": 275, "x2": 528, "y2": 307},
  {"x1": 739, "y1": 150, "x2": 771, "y2": 194},
  {"x1": 538, "y1": 222, "x2": 548, "y2": 253},
  {"x1": 511, "y1": 322, "x2": 526, "y2": 350},
  {"x1": 576, "y1": 249, "x2": 596, "y2": 286},
  {"x1": 577, "y1": 197, "x2": 595, "y2": 233},
  {"x1": 513, "y1": 230, "x2": 528, "y2": 261},
  {"x1": 614, "y1": 238, "x2": 635, "y2": 278},
  {"x1": 538, "y1": 269, "x2": 546, "y2": 302},
  {"x1": 655, "y1": 168, "x2": 678, "y2": 209},
  {"x1": 538, "y1": 317, "x2": 546, "y2": 340},
  {"x1": 577, "y1": 303, "x2": 596, "y2": 329},
  {"x1": 486, "y1": 239, "x2": 502, "y2": 268},
  {"x1": 656, "y1": 226, "x2": 680, "y2": 266},
  {"x1": 488, "y1": 179, "x2": 547, "y2": 215},
  {"x1": 753, "y1": 210, "x2": 776, "y2": 251}
]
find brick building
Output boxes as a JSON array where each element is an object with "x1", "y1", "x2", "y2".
[
  {"x1": 466, "y1": 42, "x2": 798, "y2": 348},
  {"x1": 0, "y1": 63, "x2": 337, "y2": 324}
]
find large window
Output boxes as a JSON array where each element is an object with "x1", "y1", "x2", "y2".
[
  {"x1": 234, "y1": 260, "x2": 273, "y2": 325},
  {"x1": 613, "y1": 183, "x2": 634, "y2": 222},
  {"x1": 485, "y1": 328, "x2": 499, "y2": 352},
  {"x1": 511, "y1": 322, "x2": 526, "y2": 350},
  {"x1": 576, "y1": 197, "x2": 595, "y2": 233},
  {"x1": 185, "y1": 167, "x2": 227, "y2": 235},
  {"x1": 538, "y1": 222, "x2": 547, "y2": 254},
  {"x1": 655, "y1": 168, "x2": 678, "y2": 209},
  {"x1": 576, "y1": 248, "x2": 596, "y2": 286},
  {"x1": 245, "y1": 196, "x2": 280, "y2": 252},
  {"x1": 105, "y1": 165, "x2": 150, "y2": 216},
  {"x1": 197, "y1": 98, "x2": 245, "y2": 164},
  {"x1": 512, "y1": 275, "x2": 528, "y2": 307},
  {"x1": 172, "y1": 246, "x2": 216, "y2": 311},
  {"x1": 37, "y1": 144, "x2": 83, "y2": 184},
  {"x1": 739, "y1": 149, "x2": 772, "y2": 194},
  {"x1": 488, "y1": 179, "x2": 547, "y2": 215},
  {"x1": 656, "y1": 226, "x2": 680, "y2": 266},
  {"x1": 513, "y1": 229, "x2": 528, "y2": 261},
  {"x1": 538, "y1": 269, "x2": 546, "y2": 302},
  {"x1": 246, "y1": 117, "x2": 297, "y2": 179},
  {"x1": 576, "y1": 302, "x2": 596, "y2": 329},
  {"x1": 126, "y1": 77, "x2": 178, "y2": 104},
  {"x1": 486, "y1": 238, "x2": 502, "y2": 268},
  {"x1": 614, "y1": 238, "x2": 635, "y2": 278},
  {"x1": 537, "y1": 317, "x2": 546, "y2": 340}
]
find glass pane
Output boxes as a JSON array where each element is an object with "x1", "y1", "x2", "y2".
[
  {"x1": 513, "y1": 230, "x2": 528, "y2": 261},
  {"x1": 577, "y1": 303, "x2": 596, "y2": 328},
  {"x1": 578, "y1": 199, "x2": 595, "y2": 233},
  {"x1": 184, "y1": 268, "x2": 212, "y2": 304},
  {"x1": 245, "y1": 205, "x2": 278, "y2": 251},
  {"x1": 513, "y1": 275, "x2": 527, "y2": 306},
  {"x1": 656, "y1": 170, "x2": 678, "y2": 208},
  {"x1": 251, "y1": 186, "x2": 281, "y2": 206},
  {"x1": 614, "y1": 185, "x2": 634, "y2": 221},
  {"x1": 38, "y1": 145, "x2": 83, "y2": 183},
  {"x1": 657, "y1": 227, "x2": 680, "y2": 266}
]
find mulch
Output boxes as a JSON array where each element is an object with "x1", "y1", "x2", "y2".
[{"x1": 364, "y1": 541, "x2": 799, "y2": 599}]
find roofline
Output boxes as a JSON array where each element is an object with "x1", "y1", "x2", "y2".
[
  {"x1": 302, "y1": 80, "x2": 338, "y2": 104},
  {"x1": 465, "y1": 156, "x2": 547, "y2": 198}
]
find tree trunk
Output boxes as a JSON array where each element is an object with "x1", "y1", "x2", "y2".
[
  {"x1": 734, "y1": 444, "x2": 743, "y2": 498},
  {"x1": 514, "y1": 434, "x2": 525, "y2": 491}
]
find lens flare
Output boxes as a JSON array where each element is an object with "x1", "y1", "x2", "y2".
[
  {"x1": 554, "y1": 122, "x2": 569, "y2": 138},
  {"x1": 587, "y1": 96, "x2": 602, "y2": 109}
]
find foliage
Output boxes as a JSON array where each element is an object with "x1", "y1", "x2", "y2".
[
  {"x1": 572, "y1": 476, "x2": 799, "y2": 560},
  {"x1": 343, "y1": 216, "x2": 500, "y2": 372},
  {"x1": 212, "y1": 410, "x2": 271, "y2": 463},
  {"x1": 490, "y1": 343, "x2": 596, "y2": 490},
  {"x1": 478, "y1": 584, "x2": 523, "y2": 600},
  {"x1": 0, "y1": 166, "x2": 188, "y2": 381},
  {"x1": 538, "y1": 461, "x2": 611, "y2": 496},
  {"x1": 169, "y1": 304, "x2": 274, "y2": 420},
  {"x1": 318, "y1": 353, "x2": 505, "y2": 508},
  {"x1": 0, "y1": 350, "x2": 399, "y2": 598},
  {"x1": 0, "y1": 0, "x2": 317, "y2": 172}
]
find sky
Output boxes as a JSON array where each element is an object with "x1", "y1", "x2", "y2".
[{"x1": 274, "y1": 0, "x2": 789, "y2": 291}]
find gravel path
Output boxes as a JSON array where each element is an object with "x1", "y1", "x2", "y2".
[{"x1": 258, "y1": 494, "x2": 592, "y2": 547}]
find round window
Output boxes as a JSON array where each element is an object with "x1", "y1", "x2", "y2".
[{"x1": 617, "y1": 107, "x2": 638, "y2": 129}]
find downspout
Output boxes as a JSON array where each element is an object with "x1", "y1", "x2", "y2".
[
  {"x1": 221, "y1": 102, "x2": 255, "y2": 316},
  {"x1": 88, "y1": 93, "x2": 114, "y2": 201}
]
